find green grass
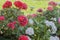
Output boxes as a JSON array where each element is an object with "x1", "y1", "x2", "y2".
[{"x1": 0, "y1": 0, "x2": 60, "y2": 15}]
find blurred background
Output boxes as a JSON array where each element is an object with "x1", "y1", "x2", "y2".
[{"x1": 0, "y1": 0, "x2": 60, "y2": 15}]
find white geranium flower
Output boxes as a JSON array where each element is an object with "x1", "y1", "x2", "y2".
[
  {"x1": 26, "y1": 27, "x2": 34, "y2": 35},
  {"x1": 49, "y1": 21, "x2": 57, "y2": 34},
  {"x1": 50, "y1": 36, "x2": 59, "y2": 40},
  {"x1": 45, "y1": 20, "x2": 57, "y2": 34},
  {"x1": 44, "y1": 20, "x2": 50, "y2": 27},
  {"x1": 29, "y1": 19, "x2": 34, "y2": 24}
]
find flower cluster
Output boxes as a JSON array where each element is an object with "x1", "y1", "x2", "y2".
[
  {"x1": 2, "y1": 0, "x2": 27, "y2": 10},
  {"x1": 37, "y1": 8, "x2": 43, "y2": 12},
  {"x1": 14, "y1": 1, "x2": 27, "y2": 10},
  {"x1": 18, "y1": 35, "x2": 31, "y2": 40},
  {"x1": 7, "y1": 21, "x2": 16, "y2": 30},
  {"x1": 50, "y1": 36, "x2": 59, "y2": 40},
  {"x1": 17, "y1": 15, "x2": 28, "y2": 26},
  {"x1": 47, "y1": 1, "x2": 57, "y2": 11},
  {"x1": 2, "y1": 1, "x2": 12, "y2": 9},
  {"x1": 47, "y1": 6, "x2": 53, "y2": 11},
  {"x1": 26, "y1": 27, "x2": 34, "y2": 35},
  {"x1": 45, "y1": 20, "x2": 57, "y2": 34},
  {"x1": 48, "y1": 1, "x2": 57, "y2": 7},
  {"x1": 0, "y1": 0, "x2": 60, "y2": 40}
]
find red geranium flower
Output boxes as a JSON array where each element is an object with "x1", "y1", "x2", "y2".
[
  {"x1": 14, "y1": 1, "x2": 23, "y2": 8},
  {"x1": 0, "y1": 16, "x2": 5, "y2": 21},
  {"x1": 47, "y1": 6, "x2": 53, "y2": 11},
  {"x1": 18, "y1": 35, "x2": 29, "y2": 40},
  {"x1": 2, "y1": 1, "x2": 12, "y2": 9},
  {"x1": 7, "y1": 21, "x2": 16, "y2": 30},
  {"x1": 17, "y1": 15, "x2": 28, "y2": 26},
  {"x1": 22, "y1": 3, "x2": 27, "y2": 10},
  {"x1": 48, "y1": 1, "x2": 57, "y2": 7},
  {"x1": 14, "y1": 1, "x2": 27, "y2": 10}
]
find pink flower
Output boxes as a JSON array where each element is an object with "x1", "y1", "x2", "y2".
[
  {"x1": 17, "y1": 15, "x2": 28, "y2": 26},
  {"x1": 58, "y1": 18, "x2": 60, "y2": 24},
  {"x1": 18, "y1": 35, "x2": 29, "y2": 40},
  {"x1": 47, "y1": 6, "x2": 53, "y2": 11},
  {"x1": 48, "y1": 1, "x2": 57, "y2": 7},
  {"x1": 7, "y1": 21, "x2": 16, "y2": 30},
  {"x1": 31, "y1": 14, "x2": 37, "y2": 18},
  {"x1": 0, "y1": 16, "x2": 5, "y2": 21}
]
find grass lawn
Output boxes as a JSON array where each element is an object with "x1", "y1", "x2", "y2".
[{"x1": 0, "y1": 0, "x2": 60, "y2": 15}]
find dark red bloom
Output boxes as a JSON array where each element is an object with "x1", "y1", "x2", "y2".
[
  {"x1": 14, "y1": 1, "x2": 27, "y2": 10},
  {"x1": 37, "y1": 8, "x2": 43, "y2": 12},
  {"x1": 0, "y1": 16, "x2": 5, "y2": 21},
  {"x1": 14, "y1": 1, "x2": 23, "y2": 8},
  {"x1": 22, "y1": 3, "x2": 27, "y2": 10},
  {"x1": 7, "y1": 21, "x2": 16, "y2": 30},
  {"x1": 47, "y1": 6, "x2": 53, "y2": 11},
  {"x1": 48, "y1": 1, "x2": 57, "y2": 7},
  {"x1": 18, "y1": 35, "x2": 29, "y2": 40},
  {"x1": 2, "y1": 1, "x2": 12, "y2": 9},
  {"x1": 17, "y1": 15, "x2": 28, "y2": 26}
]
